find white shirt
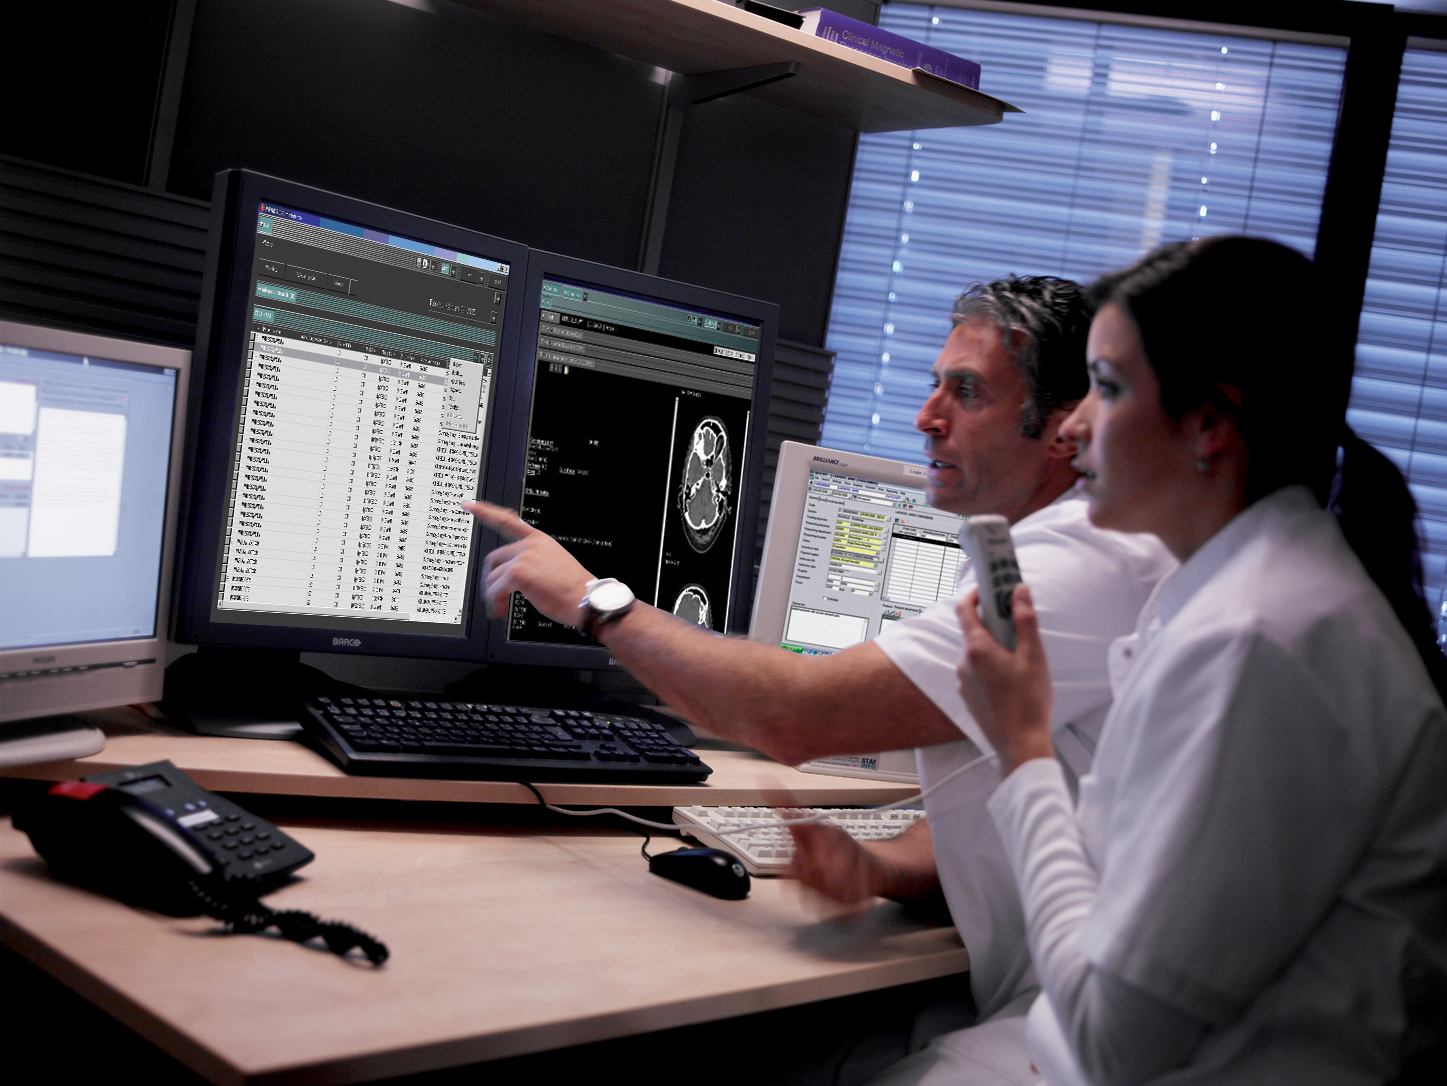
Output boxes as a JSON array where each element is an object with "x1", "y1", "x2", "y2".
[
  {"x1": 876, "y1": 490, "x2": 1176, "y2": 1019},
  {"x1": 990, "y1": 486, "x2": 1447, "y2": 1083}
]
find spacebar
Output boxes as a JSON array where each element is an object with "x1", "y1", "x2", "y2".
[{"x1": 418, "y1": 743, "x2": 588, "y2": 760}]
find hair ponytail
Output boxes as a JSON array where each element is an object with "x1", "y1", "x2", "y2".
[{"x1": 1329, "y1": 433, "x2": 1447, "y2": 701}]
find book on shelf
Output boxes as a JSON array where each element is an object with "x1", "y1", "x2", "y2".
[{"x1": 797, "y1": 8, "x2": 981, "y2": 90}]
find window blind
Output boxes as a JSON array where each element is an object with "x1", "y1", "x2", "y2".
[
  {"x1": 822, "y1": 4, "x2": 1347, "y2": 465},
  {"x1": 1348, "y1": 46, "x2": 1447, "y2": 619}
]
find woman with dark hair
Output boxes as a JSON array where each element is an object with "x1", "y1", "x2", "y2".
[{"x1": 955, "y1": 237, "x2": 1447, "y2": 1085}]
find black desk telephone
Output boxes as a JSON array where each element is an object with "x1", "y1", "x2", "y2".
[{"x1": 14, "y1": 761, "x2": 387, "y2": 964}]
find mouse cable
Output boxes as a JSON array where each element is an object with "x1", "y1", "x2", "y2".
[
  {"x1": 512, "y1": 750, "x2": 1000, "y2": 838},
  {"x1": 517, "y1": 780, "x2": 658, "y2": 858}
]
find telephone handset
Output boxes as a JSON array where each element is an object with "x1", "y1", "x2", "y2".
[{"x1": 14, "y1": 760, "x2": 387, "y2": 964}]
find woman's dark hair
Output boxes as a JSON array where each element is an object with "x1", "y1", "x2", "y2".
[
  {"x1": 952, "y1": 274, "x2": 1091, "y2": 439},
  {"x1": 1087, "y1": 236, "x2": 1447, "y2": 697}
]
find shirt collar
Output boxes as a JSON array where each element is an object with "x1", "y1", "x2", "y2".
[{"x1": 1155, "y1": 484, "x2": 1319, "y2": 627}]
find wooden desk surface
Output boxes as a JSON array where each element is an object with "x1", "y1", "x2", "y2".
[
  {"x1": 1, "y1": 816, "x2": 966, "y2": 1086},
  {"x1": 3, "y1": 725, "x2": 922, "y2": 807}
]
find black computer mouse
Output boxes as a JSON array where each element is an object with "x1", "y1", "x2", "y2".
[{"x1": 649, "y1": 846, "x2": 750, "y2": 900}]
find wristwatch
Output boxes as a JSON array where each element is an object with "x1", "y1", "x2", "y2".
[{"x1": 578, "y1": 578, "x2": 636, "y2": 640}]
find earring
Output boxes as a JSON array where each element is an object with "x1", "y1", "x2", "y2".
[{"x1": 1195, "y1": 457, "x2": 1209, "y2": 473}]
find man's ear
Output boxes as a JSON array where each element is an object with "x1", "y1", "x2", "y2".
[{"x1": 1042, "y1": 405, "x2": 1079, "y2": 460}]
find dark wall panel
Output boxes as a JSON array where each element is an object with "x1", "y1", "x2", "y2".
[
  {"x1": 167, "y1": 0, "x2": 661, "y2": 267},
  {"x1": 3, "y1": 0, "x2": 173, "y2": 186},
  {"x1": 659, "y1": 95, "x2": 858, "y2": 348}
]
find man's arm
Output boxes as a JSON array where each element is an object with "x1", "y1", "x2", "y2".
[
  {"x1": 466, "y1": 500, "x2": 959, "y2": 764},
  {"x1": 788, "y1": 818, "x2": 941, "y2": 904}
]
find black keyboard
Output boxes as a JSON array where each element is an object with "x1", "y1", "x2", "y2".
[{"x1": 302, "y1": 696, "x2": 712, "y2": 783}]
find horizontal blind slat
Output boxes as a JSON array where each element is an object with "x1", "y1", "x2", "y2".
[{"x1": 1351, "y1": 48, "x2": 1447, "y2": 616}]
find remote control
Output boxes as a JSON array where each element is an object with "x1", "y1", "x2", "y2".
[{"x1": 958, "y1": 515, "x2": 1022, "y2": 650}]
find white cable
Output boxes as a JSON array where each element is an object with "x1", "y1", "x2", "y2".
[
  {"x1": 532, "y1": 750, "x2": 1000, "y2": 836},
  {"x1": 539, "y1": 804, "x2": 680, "y2": 831}
]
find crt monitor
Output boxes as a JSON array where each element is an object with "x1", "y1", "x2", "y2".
[
  {"x1": 0, "y1": 322, "x2": 190, "y2": 748},
  {"x1": 490, "y1": 252, "x2": 777, "y2": 668},
  {"x1": 172, "y1": 170, "x2": 530, "y2": 664},
  {"x1": 750, "y1": 441, "x2": 968, "y2": 782}
]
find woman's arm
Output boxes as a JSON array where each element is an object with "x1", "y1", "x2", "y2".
[
  {"x1": 988, "y1": 758, "x2": 1206, "y2": 1085},
  {"x1": 958, "y1": 588, "x2": 1205, "y2": 1085}
]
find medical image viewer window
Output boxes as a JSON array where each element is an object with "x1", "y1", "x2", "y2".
[
  {"x1": 0, "y1": 345, "x2": 178, "y2": 650},
  {"x1": 781, "y1": 469, "x2": 965, "y2": 655},
  {"x1": 510, "y1": 279, "x2": 761, "y2": 643},
  {"x1": 211, "y1": 201, "x2": 513, "y2": 636}
]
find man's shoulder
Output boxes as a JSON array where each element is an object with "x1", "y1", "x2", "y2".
[{"x1": 1015, "y1": 494, "x2": 1177, "y2": 581}]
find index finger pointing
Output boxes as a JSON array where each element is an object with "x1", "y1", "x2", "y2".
[{"x1": 461, "y1": 499, "x2": 537, "y2": 542}]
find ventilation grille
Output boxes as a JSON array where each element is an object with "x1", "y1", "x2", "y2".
[
  {"x1": 758, "y1": 339, "x2": 835, "y2": 556},
  {"x1": 0, "y1": 155, "x2": 209, "y2": 347}
]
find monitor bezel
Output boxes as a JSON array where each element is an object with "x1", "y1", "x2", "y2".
[
  {"x1": 749, "y1": 441, "x2": 932, "y2": 647},
  {"x1": 0, "y1": 320, "x2": 191, "y2": 719},
  {"x1": 488, "y1": 250, "x2": 779, "y2": 669},
  {"x1": 171, "y1": 170, "x2": 531, "y2": 660}
]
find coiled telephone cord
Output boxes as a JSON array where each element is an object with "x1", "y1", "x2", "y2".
[{"x1": 188, "y1": 879, "x2": 389, "y2": 965}]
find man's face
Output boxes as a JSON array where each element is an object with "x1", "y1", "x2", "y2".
[{"x1": 915, "y1": 319, "x2": 1065, "y2": 520}]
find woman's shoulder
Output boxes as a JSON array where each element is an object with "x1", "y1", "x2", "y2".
[{"x1": 1180, "y1": 506, "x2": 1439, "y2": 715}]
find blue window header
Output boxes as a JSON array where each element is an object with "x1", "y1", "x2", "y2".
[{"x1": 257, "y1": 202, "x2": 509, "y2": 274}]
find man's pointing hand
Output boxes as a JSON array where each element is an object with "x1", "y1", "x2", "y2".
[{"x1": 463, "y1": 500, "x2": 596, "y2": 624}]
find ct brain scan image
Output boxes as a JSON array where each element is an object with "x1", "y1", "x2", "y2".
[
  {"x1": 672, "y1": 584, "x2": 711, "y2": 627},
  {"x1": 678, "y1": 416, "x2": 732, "y2": 553}
]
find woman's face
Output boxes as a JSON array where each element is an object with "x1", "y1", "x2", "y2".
[{"x1": 1063, "y1": 302, "x2": 1198, "y2": 536}]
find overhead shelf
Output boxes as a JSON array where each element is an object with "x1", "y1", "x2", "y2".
[{"x1": 463, "y1": 0, "x2": 1020, "y2": 132}]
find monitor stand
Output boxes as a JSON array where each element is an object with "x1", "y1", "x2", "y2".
[
  {"x1": 161, "y1": 647, "x2": 362, "y2": 741},
  {"x1": 445, "y1": 665, "x2": 695, "y2": 745},
  {"x1": 0, "y1": 715, "x2": 107, "y2": 768}
]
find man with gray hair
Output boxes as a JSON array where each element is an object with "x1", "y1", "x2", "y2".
[{"x1": 465, "y1": 276, "x2": 1175, "y2": 1076}]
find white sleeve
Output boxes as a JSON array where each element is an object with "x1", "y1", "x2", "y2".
[{"x1": 989, "y1": 759, "x2": 1206, "y2": 1086}]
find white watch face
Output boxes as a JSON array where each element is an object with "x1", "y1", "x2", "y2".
[{"x1": 589, "y1": 580, "x2": 635, "y2": 612}]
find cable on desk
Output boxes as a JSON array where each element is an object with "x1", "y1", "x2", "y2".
[
  {"x1": 513, "y1": 750, "x2": 999, "y2": 837},
  {"x1": 517, "y1": 781, "x2": 655, "y2": 859}
]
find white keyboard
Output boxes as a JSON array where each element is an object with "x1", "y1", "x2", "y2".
[{"x1": 672, "y1": 805, "x2": 926, "y2": 876}]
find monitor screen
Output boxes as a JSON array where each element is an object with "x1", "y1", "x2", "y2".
[
  {"x1": 776, "y1": 467, "x2": 965, "y2": 656},
  {"x1": 506, "y1": 277, "x2": 763, "y2": 646},
  {"x1": 0, "y1": 344, "x2": 179, "y2": 650},
  {"x1": 206, "y1": 198, "x2": 514, "y2": 638}
]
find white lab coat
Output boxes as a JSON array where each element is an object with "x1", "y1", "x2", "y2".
[
  {"x1": 990, "y1": 486, "x2": 1447, "y2": 1084},
  {"x1": 876, "y1": 490, "x2": 1176, "y2": 1019}
]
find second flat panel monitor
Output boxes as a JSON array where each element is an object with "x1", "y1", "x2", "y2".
[{"x1": 496, "y1": 255, "x2": 776, "y2": 664}]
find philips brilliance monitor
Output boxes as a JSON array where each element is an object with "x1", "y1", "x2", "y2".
[
  {"x1": 750, "y1": 442, "x2": 969, "y2": 782},
  {"x1": 0, "y1": 322, "x2": 190, "y2": 762},
  {"x1": 490, "y1": 252, "x2": 777, "y2": 668},
  {"x1": 172, "y1": 171, "x2": 529, "y2": 662}
]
